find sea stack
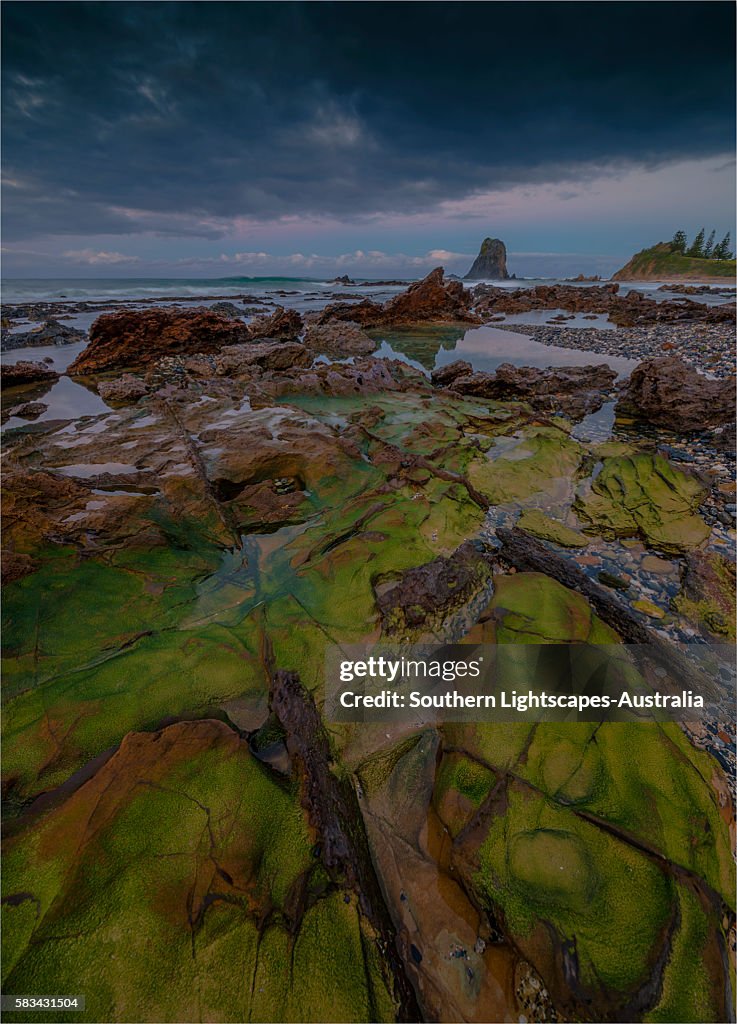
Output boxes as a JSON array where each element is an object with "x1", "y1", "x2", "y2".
[{"x1": 464, "y1": 237, "x2": 510, "y2": 280}]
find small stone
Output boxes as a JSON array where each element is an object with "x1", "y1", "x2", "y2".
[
  {"x1": 577, "y1": 554, "x2": 601, "y2": 566},
  {"x1": 641, "y1": 554, "x2": 677, "y2": 575},
  {"x1": 598, "y1": 570, "x2": 630, "y2": 590},
  {"x1": 632, "y1": 598, "x2": 665, "y2": 619}
]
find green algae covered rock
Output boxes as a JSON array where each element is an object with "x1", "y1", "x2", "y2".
[
  {"x1": 2, "y1": 391, "x2": 492, "y2": 808},
  {"x1": 516, "y1": 509, "x2": 589, "y2": 548},
  {"x1": 466, "y1": 782, "x2": 674, "y2": 996},
  {"x1": 467, "y1": 427, "x2": 583, "y2": 506},
  {"x1": 1, "y1": 720, "x2": 398, "y2": 1024},
  {"x1": 575, "y1": 453, "x2": 709, "y2": 554},
  {"x1": 469, "y1": 571, "x2": 619, "y2": 644},
  {"x1": 434, "y1": 573, "x2": 733, "y2": 1021}
]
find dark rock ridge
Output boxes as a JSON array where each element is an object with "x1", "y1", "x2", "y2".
[
  {"x1": 1, "y1": 319, "x2": 87, "y2": 352},
  {"x1": 473, "y1": 282, "x2": 736, "y2": 327},
  {"x1": 433, "y1": 360, "x2": 617, "y2": 420},
  {"x1": 270, "y1": 669, "x2": 421, "y2": 1021},
  {"x1": 464, "y1": 237, "x2": 510, "y2": 280},
  {"x1": 2, "y1": 360, "x2": 60, "y2": 390},
  {"x1": 616, "y1": 355, "x2": 734, "y2": 431}
]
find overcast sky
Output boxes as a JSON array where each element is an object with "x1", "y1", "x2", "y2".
[{"x1": 2, "y1": 1, "x2": 735, "y2": 278}]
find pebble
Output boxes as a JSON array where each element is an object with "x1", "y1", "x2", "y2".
[{"x1": 496, "y1": 322, "x2": 735, "y2": 378}]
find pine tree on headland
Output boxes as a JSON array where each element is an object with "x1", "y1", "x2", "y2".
[
  {"x1": 670, "y1": 229, "x2": 687, "y2": 254},
  {"x1": 703, "y1": 229, "x2": 716, "y2": 259},
  {"x1": 714, "y1": 232, "x2": 733, "y2": 260},
  {"x1": 687, "y1": 228, "x2": 705, "y2": 258}
]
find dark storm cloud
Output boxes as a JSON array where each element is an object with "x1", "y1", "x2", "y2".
[{"x1": 2, "y1": 1, "x2": 734, "y2": 240}]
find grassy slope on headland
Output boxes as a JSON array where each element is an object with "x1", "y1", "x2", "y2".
[{"x1": 613, "y1": 242, "x2": 736, "y2": 281}]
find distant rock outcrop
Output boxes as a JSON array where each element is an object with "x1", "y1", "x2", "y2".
[{"x1": 464, "y1": 237, "x2": 509, "y2": 280}]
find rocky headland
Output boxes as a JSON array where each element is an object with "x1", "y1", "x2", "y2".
[{"x1": 613, "y1": 241, "x2": 737, "y2": 282}]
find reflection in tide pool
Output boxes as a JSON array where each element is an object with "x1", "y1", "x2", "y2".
[
  {"x1": 2, "y1": 336, "x2": 112, "y2": 432},
  {"x1": 3, "y1": 375, "x2": 111, "y2": 432},
  {"x1": 372, "y1": 324, "x2": 636, "y2": 377},
  {"x1": 572, "y1": 401, "x2": 617, "y2": 443}
]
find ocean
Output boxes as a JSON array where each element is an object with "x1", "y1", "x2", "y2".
[{"x1": 0, "y1": 276, "x2": 357, "y2": 303}]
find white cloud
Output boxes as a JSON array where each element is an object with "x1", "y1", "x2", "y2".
[{"x1": 63, "y1": 249, "x2": 140, "y2": 265}]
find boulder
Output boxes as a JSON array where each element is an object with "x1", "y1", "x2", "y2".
[
  {"x1": 617, "y1": 355, "x2": 734, "y2": 431},
  {"x1": 303, "y1": 321, "x2": 377, "y2": 357},
  {"x1": 249, "y1": 305, "x2": 303, "y2": 342},
  {"x1": 10, "y1": 400, "x2": 47, "y2": 419},
  {"x1": 2, "y1": 360, "x2": 59, "y2": 389},
  {"x1": 430, "y1": 360, "x2": 473, "y2": 387},
  {"x1": 68, "y1": 307, "x2": 251, "y2": 374},
  {"x1": 98, "y1": 374, "x2": 149, "y2": 404},
  {"x1": 516, "y1": 509, "x2": 588, "y2": 548},
  {"x1": 574, "y1": 452, "x2": 709, "y2": 553},
  {"x1": 464, "y1": 237, "x2": 510, "y2": 280},
  {"x1": 214, "y1": 340, "x2": 311, "y2": 375},
  {"x1": 209, "y1": 301, "x2": 245, "y2": 318}
]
